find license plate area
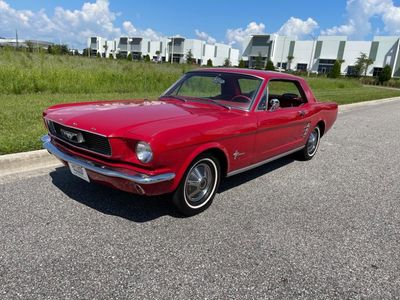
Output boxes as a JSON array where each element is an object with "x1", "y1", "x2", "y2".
[{"x1": 68, "y1": 162, "x2": 90, "y2": 182}]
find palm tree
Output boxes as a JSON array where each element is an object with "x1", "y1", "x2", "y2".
[{"x1": 287, "y1": 55, "x2": 294, "y2": 70}]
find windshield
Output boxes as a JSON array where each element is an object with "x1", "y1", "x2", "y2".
[{"x1": 162, "y1": 72, "x2": 263, "y2": 110}]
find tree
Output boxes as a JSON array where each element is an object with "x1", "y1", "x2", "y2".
[
  {"x1": 26, "y1": 41, "x2": 34, "y2": 53},
  {"x1": 186, "y1": 49, "x2": 194, "y2": 64},
  {"x1": 378, "y1": 65, "x2": 392, "y2": 84},
  {"x1": 364, "y1": 57, "x2": 374, "y2": 77},
  {"x1": 328, "y1": 60, "x2": 342, "y2": 78},
  {"x1": 354, "y1": 52, "x2": 374, "y2": 77},
  {"x1": 223, "y1": 58, "x2": 231, "y2": 67},
  {"x1": 265, "y1": 60, "x2": 275, "y2": 71},
  {"x1": 155, "y1": 50, "x2": 161, "y2": 62},
  {"x1": 82, "y1": 48, "x2": 89, "y2": 57},
  {"x1": 238, "y1": 59, "x2": 245, "y2": 68},
  {"x1": 287, "y1": 55, "x2": 294, "y2": 70},
  {"x1": 206, "y1": 59, "x2": 213, "y2": 67},
  {"x1": 254, "y1": 52, "x2": 264, "y2": 69}
]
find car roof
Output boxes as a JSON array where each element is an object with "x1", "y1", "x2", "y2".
[{"x1": 190, "y1": 68, "x2": 304, "y2": 81}]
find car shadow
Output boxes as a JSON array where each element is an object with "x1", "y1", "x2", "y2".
[
  {"x1": 218, "y1": 155, "x2": 295, "y2": 193},
  {"x1": 49, "y1": 156, "x2": 295, "y2": 222},
  {"x1": 49, "y1": 167, "x2": 181, "y2": 223}
]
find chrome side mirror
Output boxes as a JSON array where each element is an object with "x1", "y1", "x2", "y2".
[{"x1": 269, "y1": 99, "x2": 280, "y2": 112}]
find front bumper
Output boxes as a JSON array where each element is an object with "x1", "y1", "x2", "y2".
[{"x1": 41, "y1": 135, "x2": 175, "y2": 186}]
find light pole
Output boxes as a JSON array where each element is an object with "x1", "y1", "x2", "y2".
[
  {"x1": 308, "y1": 34, "x2": 317, "y2": 77},
  {"x1": 279, "y1": 36, "x2": 287, "y2": 72},
  {"x1": 170, "y1": 37, "x2": 174, "y2": 64}
]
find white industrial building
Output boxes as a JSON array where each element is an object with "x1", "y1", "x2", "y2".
[
  {"x1": 242, "y1": 34, "x2": 400, "y2": 78},
  {"x1": 88, "y1": 36, "x2": 240, "y2": 66}
]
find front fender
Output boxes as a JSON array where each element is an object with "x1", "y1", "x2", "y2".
[{"x1": 170, "y1": 142, "x2": 230, "y2": 191}]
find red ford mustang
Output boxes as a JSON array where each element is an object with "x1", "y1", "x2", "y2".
[{"x1": 42, "y1": 68, "x2": 337, "y2": 215}]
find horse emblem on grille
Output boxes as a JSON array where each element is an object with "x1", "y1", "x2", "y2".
[{"x1": 60, "y1": 129, "x2": 85, "y2": 144}]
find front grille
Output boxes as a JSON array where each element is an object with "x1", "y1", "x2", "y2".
[{"x1": 48, "y1": 121, "x2": 112, "y2": 156}]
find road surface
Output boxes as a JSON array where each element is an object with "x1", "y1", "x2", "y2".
[{"x1": 1, "y1": 100, "x2": 400, "y2": 299}]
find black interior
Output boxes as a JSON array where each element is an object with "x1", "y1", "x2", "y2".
[{"x1": 268, "y1": 93, "x2": 305, "y2": 108}]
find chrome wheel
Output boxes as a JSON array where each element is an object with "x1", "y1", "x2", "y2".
[
  {"x1": 307, "y1": 127, "x2": 320, "y2": 156},
  {"x1": 183, "y1": 158, "x2": 218, "y2": 208}
]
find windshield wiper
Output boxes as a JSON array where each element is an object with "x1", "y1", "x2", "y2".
[{"x1": 160, "y1": 95, "x2": 187, "y2": 102}]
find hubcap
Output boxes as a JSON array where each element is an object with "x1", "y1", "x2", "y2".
[
  {"x1": 307, "y1": 128, "x2": 319, "y2": 156},
  {"x1": 185, "y1": 162, "x2": 214, "y2": 204}
]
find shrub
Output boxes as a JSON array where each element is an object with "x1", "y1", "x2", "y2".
[
  {"x1": 378, "y1": 65, "x2": 392, "y2": 84},
  {"x1": 127, "y1": 53, "x2": 132, "y2": 61},
  {"x1": 223, "y1": 58, "x2": 231, "y2": 67},
  {"x1": 206, "y1": 59, "x2": 213, "y2": 67},
  {"x1": 265, "y1": 60, "x2": 275, "y2": 71},
  {"x1": 328, "y1": 60, "x2": 341, "y2": 78},
  {"x1": 143, "y1": 54, "x2": 151, "y2": 62},
  {"x1": 238, "y1": 59, "x2": 245, "y2": 68}
]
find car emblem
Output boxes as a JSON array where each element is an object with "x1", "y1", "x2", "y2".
[
  {"x1": 233, "y1": 150, "x2": 245, "y2": 160},
  {"x1": 60, "y1": 129, "x2": 85, "y2": 143}
]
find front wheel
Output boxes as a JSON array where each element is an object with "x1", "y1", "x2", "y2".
[
  {"x1": 172, "y1": 155, "x2": 220, "y2": 216},
  {"x1": 297, "y1": 126, "x2": 321, "y2": 161}
]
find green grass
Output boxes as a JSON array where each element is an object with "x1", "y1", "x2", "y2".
[{"x1": 1, "y1": 50, "x2": 400, "y2": 155}]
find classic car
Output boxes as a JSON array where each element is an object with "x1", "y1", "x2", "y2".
[{"x1": 42, "y1": 68, "x2": 338, "y2": 216}]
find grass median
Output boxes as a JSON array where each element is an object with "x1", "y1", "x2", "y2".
[{"x1": 1, "y1": 50, "x2": 400, "y2": 155}]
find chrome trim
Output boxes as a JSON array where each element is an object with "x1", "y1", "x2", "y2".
[
  {"x1": 41, "y1": 135, "x2": 175, "y2": 185},
  {"x1": 227, "y1": 146, "x2": 304, "y2": 177},
  {"x1": 46, "y1": 119, "x2": 113, "y2": 157},
  {"x1": 45, "y1": 118, "x2": 107, "y2": 137}
]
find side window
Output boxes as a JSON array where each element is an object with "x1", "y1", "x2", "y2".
[
  {"x1": 268, "y1": 80, "x2": 307, "y2": 109},
  {"x1": 257, "y1": 89, "x2": 267, "y2": 110}
]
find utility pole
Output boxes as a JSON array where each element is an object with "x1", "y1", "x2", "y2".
[
  {"x1": 15, "y1": 29, "x2": 18, "y2": 50},
  {"x1": 170, "y1": 37, "x2": 174, "y2": 64}
]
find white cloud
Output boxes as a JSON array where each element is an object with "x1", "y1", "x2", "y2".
[
  {"x1": 123, "y1": 21, "x2": 163, "y2": 40},
  {"x1": 195, "y1": 29, "x2": 216, "y2": 44},
  {"x1": 226, "y1": 21, "x2": 266, "y2": 47},
  {"x1": 0, "y1": 0, "x2": 161, "y2": 48},
  {"x1": 321, "y1": 0, "x2": 400, "y2": 38},
  {"x1": 277, "y1": 17, "x2": 318, "y2": 39}
]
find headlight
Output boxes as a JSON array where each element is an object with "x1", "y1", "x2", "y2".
[{"x1": 135, "y1": 141, "x2": 153, "y2": 163}]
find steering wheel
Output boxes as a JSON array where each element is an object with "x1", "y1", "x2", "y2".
[{"x1": 231, "y1": 94, "x2": 252, "y2": 103}]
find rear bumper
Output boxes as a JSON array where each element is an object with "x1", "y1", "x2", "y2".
[{"x1": 42, "y1": 135, "x2": 175, "y2": 193}]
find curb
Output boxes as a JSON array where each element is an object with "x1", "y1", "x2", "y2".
[
  {"x1": 339, "y1": 96, "x2": 400, "y2": 112},
  {"x1": 1, "y1": 96, "x2": 400, "y2": 177},
  {"x1": 0, "y1": 149, "x2": 61, "y2": 177}
]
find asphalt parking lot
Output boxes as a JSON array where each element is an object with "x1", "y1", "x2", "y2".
[{"x1": 1, "y1": 100, "x2": 400, "y2": 299}]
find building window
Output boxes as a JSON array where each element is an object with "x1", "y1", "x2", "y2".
[
  {"x1": 277, "y1": 62, "x2": 287, "y2": 69},
  {"x1": 297, "y1": 63, "x2": 308, "y2": 71},
  {"x1": 317, "y1": 59, "x2": 336, "y2": 74},
  {"x1": 347, "y1": 66, "x2": 358, "y2": 76},
  {"x1": 373, "y1": 67, "x2": 383, "y2": 77}
]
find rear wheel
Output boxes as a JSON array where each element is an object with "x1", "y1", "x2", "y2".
[
  {"x1": 297, "y1": 126, "x2": 321, "y2": 161},
  {"x1": 172, "y1": 155, "x2": 220, "y2": 216}
]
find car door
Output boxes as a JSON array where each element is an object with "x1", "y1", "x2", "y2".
[{"x1": 254, "y1": 79, "x2": 310, "y2": 161}]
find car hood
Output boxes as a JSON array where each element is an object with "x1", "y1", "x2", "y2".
[{"x1": 45, "y1": 98, "x2": 234, "y2": 138}]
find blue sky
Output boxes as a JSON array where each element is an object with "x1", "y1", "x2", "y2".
[{"x1": 1, "y1": 0, "x2": 400, "y2": 50}]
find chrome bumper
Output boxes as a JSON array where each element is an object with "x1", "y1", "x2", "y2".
[{"x1": 41, "y1": 135, "x2": 175, "y2": 185}]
